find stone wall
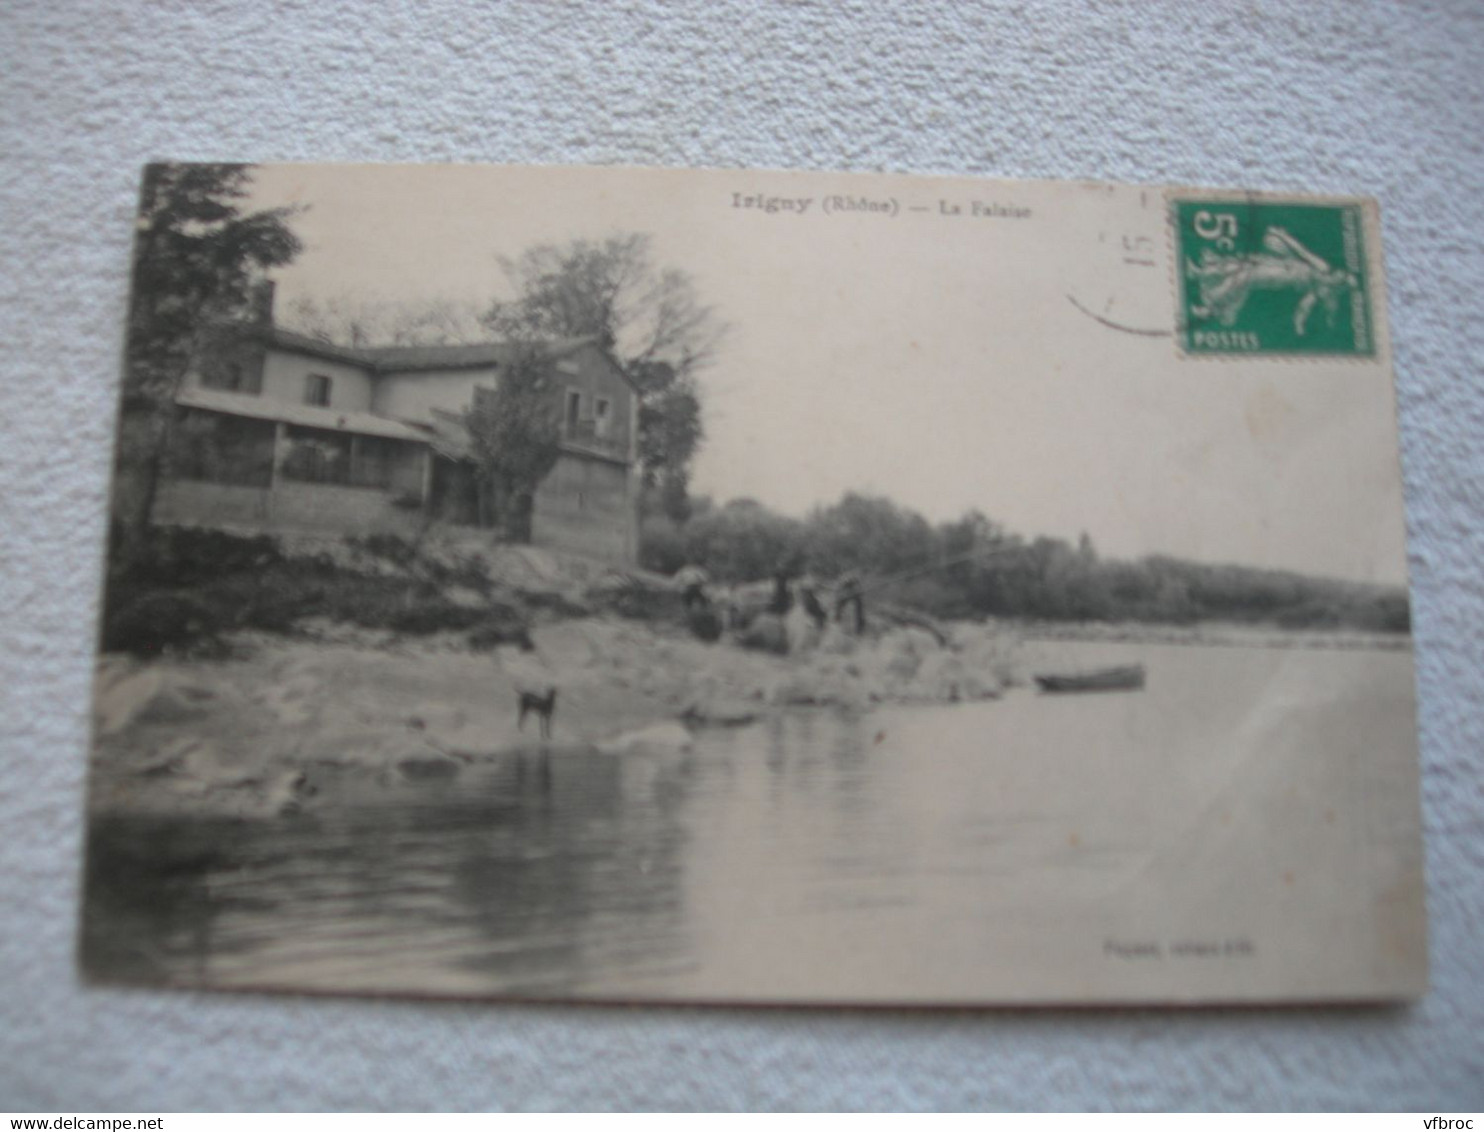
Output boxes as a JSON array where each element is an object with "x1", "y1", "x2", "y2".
[
  {"x1": 531, "y1": 451, "x2": 636, "y2": 564},
  {"x1": 152, "y1": 478, "x2": 422, "y2": 537},
  {"x1": 153, "y1": 480, "x2": 272, "y2": 528},
  {"x1": 270, "y1": 480, "x2": 423, "y2": 535},
  {"x1": 154, "y1": 445, "x2": 635, "y2": 564}
]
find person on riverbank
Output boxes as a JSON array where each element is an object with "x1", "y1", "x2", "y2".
[
  {"x1": 674, "y1": 563, "x2": 711, "y2": 614},
  {"x1": 835, "y1": 571, "x2": 866, "y2": 634},
  {"x1": 769, "y1": 567, "x2": 794, "y2": 617},
  {"x1": 799, "y1": 576, "x2": 829, "y2": 632}
]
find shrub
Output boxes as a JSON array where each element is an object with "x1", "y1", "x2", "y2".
[
  {"x1": 103, "y1": 590, "x2": 225, "y2": 656},
  {"x1": 1276, "y1": 601, "x2": 1344, "y2": 630},
  {"x1": 592, "y1": 580, "x2": 682, "y2": 623},
  {"x1": 440, "y1": 553, "x2": 495, "y2": 596},
  {"x1": 352, "y1": 533, "x2": 420, "y2": 571},
  {"x1": 109, "y1": 523, "x2": 283, "y2": 590},
  {"x1": 467, "y1": 612, "x2": 534, "y2": 651},
  {"x1": 521, "y1": 589, "x2": 591, "y2": 618},
  {"x1": 736, "y1": 613, "x2": 788, "y2": 655},
  {"x1": 639, "y1": 515, "x2": 687, "y2": 575},
  {"x1": 384, "y1": 600, "x2": 483, "y2": 635},
  {"x1": 686, "y1": 606, "x2": 723, "y2": 642},
  {"x1": 200, "y1": 572, "x2": 324, "y2": 633},
  {"x1": 1374, "y1": 594, "x2": 1412, "y2": 634},
  {"x1": 100, "y1": 522, "x2": 550, "y2": 654}
]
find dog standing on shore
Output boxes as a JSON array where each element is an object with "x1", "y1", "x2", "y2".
[
  {"x1": 517, "y1": 686, "x2": 557, "y2": 740},
  {"x1": 501, "y1": 640, "x2": 558, "y2": 741}
]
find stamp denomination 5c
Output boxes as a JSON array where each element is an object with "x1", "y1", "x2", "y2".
[{"x1": 1173, "y1": 196, "x2": 1373, "y2": 357}]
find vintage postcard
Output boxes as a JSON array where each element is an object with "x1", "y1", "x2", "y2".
[{"x1": 82, "y1": 164, "x2": 1425, "y2": 1004}]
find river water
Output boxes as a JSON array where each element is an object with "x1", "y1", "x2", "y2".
[{"x1": 81, "y1": 641, "x2": 1425, "y2": 1003}]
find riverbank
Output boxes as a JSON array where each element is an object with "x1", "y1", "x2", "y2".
[
  {"x1": 1017, "y1": 618, "x2": 1412, "y2": 651},
  {"x1": 90, "y1": 528, "x2": 1407, "y2": 820},
  {"x1": 89, "y1": 613, "x2": 1019, "y2": 819}
]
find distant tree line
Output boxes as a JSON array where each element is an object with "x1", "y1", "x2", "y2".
[{"x1": 640, "y1": 493, "x2": 1410, "y2": 633}]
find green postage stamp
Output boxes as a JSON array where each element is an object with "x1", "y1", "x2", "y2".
[{"x1": 1174, "y1": 196, "x2": 1374, "y2": 357}]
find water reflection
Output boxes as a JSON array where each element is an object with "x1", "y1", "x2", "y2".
[
  {"x1": 84, "y1": 746, "x2": 700, "y2": 996},
  {"x1": 82, "y1": 644, "x2": 1420, "y2": 1001}
]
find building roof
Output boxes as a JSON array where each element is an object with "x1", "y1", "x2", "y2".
[
  {"x1": 259, "y1": 327, "x2": 603, "y2": 375},
  {"x1": 424, "y1": 408, "x2": 473, "y2": 460},
  {"x1": 359, "y1": 338, "x2": 596, "y2": 372},
  {"x1": 177, "y1": 387, "x2": 431, "y2": 443},
  {"x1": 424, "y1": 407, "x2": 632, "y2": 466},
  {"x1": 255, "y1": 327, "x2": 374, "y2": 367}
]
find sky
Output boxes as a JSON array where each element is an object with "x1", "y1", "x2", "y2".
[{"x1": 244, "y1": 164, "x2": 1410, "y2": 585}]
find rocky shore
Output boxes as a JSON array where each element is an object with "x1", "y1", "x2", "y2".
[
  {"x1": 92, "y1": 532, "x2": 1404, "y2": 821},
  {"x1": 89, "y1": 613, "x2": 1021, "y2": 820}
]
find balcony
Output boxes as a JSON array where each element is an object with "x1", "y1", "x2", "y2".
[{"x1": 562, "y1": 418, "x2": 626, "y2": 460}]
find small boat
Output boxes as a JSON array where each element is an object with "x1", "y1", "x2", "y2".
[{"x1": 1033, "y1": 664, "x2": 1146, "y2": 693}]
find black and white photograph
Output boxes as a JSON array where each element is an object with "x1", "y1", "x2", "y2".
[{"x1": 81, "y1": 162, "x2": 1425, "y2": 1004}]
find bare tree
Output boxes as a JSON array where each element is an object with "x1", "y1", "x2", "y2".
[{"x1": 280, "y1": 293, "x2": 487, "y2": 348}]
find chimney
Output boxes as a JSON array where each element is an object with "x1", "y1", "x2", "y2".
[{"x1": 250, "y1": 279, "x2": 276, "y2": 327}]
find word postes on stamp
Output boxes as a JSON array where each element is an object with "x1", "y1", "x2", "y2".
[{"x1": 1173, "y1": 197, "x2": 1373, "y2": 357}]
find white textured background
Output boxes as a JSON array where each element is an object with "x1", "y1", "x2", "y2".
[{"x1": 2, "y1": 0, "x2": 1481, "y2": 1112}]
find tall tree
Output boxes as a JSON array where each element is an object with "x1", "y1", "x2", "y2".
[
  {"x1": 461, "y1": 346, "x2": 562, "y2": 543},
  {"x1": 121, "y1": 163, "x2": 302, "y2": 541},
  {"x1": 482, "y1": 234, "x2": 723, "y2": 518}
]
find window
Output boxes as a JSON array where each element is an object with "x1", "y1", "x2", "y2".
[
  {"x1": 279, "y1": 426, "x2": 356, "y2": 485},
  {"x1": 305, "y1": 373, "x2": 332, "y2": 407},
  {"x1": 594, "y1": 398, "x2": 611, "y2": 437},
  {"x1": 202, "y1": 358, "x2": 261, "y2": 395},
  {"x1": 566, "y1": 390, "x2": 582, "y2": 429},
  {"x1": 348, "y1": 435, "x2": 397, "y2": 489}
]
